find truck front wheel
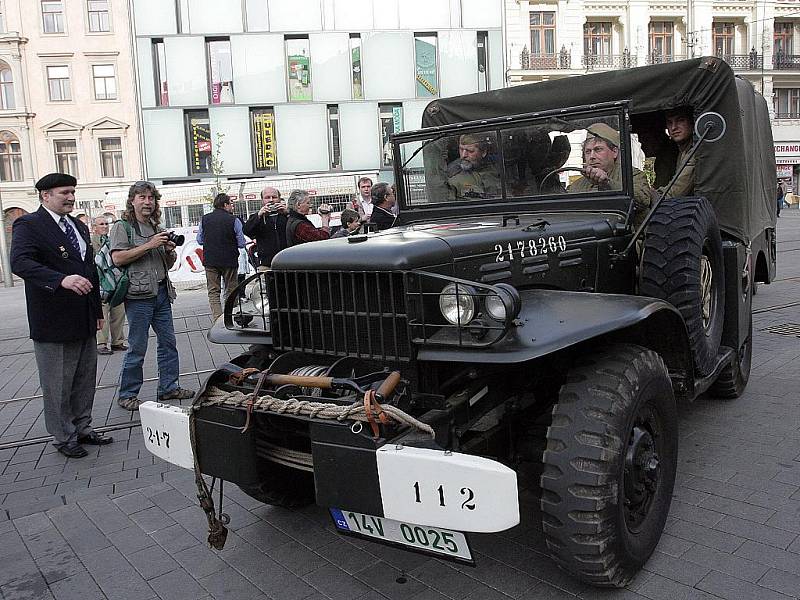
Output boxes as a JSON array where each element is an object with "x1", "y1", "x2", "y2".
[{"x1": 540, "y1": 344, "x2": 678, "y2": 587}]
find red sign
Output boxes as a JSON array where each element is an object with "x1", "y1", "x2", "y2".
[
  {"x1": 308, "y1": 189, "x2": 318, "y2": 196},
  {"x1": 197, "y1": 140, "x2": 212, "y2": 153},
  {"x1": 165, "y1": 200, "x2": 177, "y2": 206}
]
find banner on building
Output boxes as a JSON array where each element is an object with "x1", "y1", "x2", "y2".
[
  {"x1": 252, "y1": 110, "x2": 277, "y2": 171},
  {"x1": 415, "y1": 38, "x2": 438, "y2": 97}
]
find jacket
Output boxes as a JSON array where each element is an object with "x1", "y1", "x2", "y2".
[{"x1": 242, "y1": 211, "x2": 288, "y2": 267}]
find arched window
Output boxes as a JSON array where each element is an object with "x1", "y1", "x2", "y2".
[
  {"x1": 0, "y1": 62, "x2": 14, "y2": 109},
  {"x1": 0, "y1": 131, "x2": 23, "y2": 181}
]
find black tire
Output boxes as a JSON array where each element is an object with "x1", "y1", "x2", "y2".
[
  {"x1": 236, "y1": 463, "x2": 316, "y2": 508},
  {"x1": 709, "y1": 311, "x2": 752, "y2": 399},
  {"x1": 540, "y1": 344, "x2": 678, "y2": 587},
  {"x1": 640, "y1": 196, "x2": 725, "y2": 376}
]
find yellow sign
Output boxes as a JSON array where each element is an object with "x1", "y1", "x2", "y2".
[{"x1": 253, "y1": 111, "x2": 276, "y2": 171}]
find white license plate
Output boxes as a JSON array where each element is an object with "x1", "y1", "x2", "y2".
[{"x1": 330, "y1": 509, "x2": 473, "y2": 563}]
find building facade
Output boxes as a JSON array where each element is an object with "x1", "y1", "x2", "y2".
[
  {"x1": 0, "y1": 0, "x2": 142, "y2": 224},
  {"x1": 505, "y1": 0, "x2": 800, "y2": 194},
  {"x1": 130, "y1": 0, "x2": 504, "y2": 186}
]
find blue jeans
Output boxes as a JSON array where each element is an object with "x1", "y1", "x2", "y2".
[{"x1": 119, "y1": 283, "x2": 179, "y2": 399}]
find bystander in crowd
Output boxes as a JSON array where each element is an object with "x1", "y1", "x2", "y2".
[
  {"x1": 286, "y1": 189, "x2": 332, "y2": 245},
  {"x1": 90, "y1": 215, "x2": 127, "y2": 355},
  {"x1": 243, "y1": 186, "x2": 288, "y2": 272}
]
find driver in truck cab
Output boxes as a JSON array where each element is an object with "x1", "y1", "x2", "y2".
[
  {"x1": 567, "y1": 123, "x2": 653, "y2": 226},
  {"x1": 446, "y1": 133, "x2": 501, "y2": 200}
]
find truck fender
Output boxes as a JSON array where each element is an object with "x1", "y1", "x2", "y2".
[{"x1": 417, "y1": 289, "x2": 692, "y2": 379}]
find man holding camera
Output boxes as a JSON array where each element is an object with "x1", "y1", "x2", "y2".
[
  {"x1": 197, "y1": 193, "x2": 245, "y2": 321},
  {"x1": 243, "y1": 186, "x2": 288, "y2": 272},
  {"x1": 109, "y1": 180, "x2": 194, "y2": 411}
]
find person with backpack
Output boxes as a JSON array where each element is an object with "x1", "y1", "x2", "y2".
[
  {"x1": 90, "y1": 215, "x2": 127, "y2": 355},
  {"x1": 10, "y1": 173, "x2": 112, "y2": 457},
  {"x1": 109, "y1": 181, "x2": 194, "y2": 411}
]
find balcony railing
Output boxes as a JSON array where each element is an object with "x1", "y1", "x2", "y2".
[
  {"x1": 773, "y1": 53, "x2": 800, "y2": 70},
  {"x1": 646, "y1": 53, "x2": 688, "y2": 65},
  {"x1": 774, "y1": 113, "x2": 800, "y2": 119},
  {"x1": 519, "y1": 48, "x2": 572, "y2": 70},
  {"x1": 717, "y1": 53, "x2": 763, "y2": 70},
  {"x1": 581, "y1": 53, "x2": 638, "y2": 70}
]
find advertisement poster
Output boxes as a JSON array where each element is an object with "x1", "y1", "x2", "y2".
[
  {"x1": 415, "y1": 38, "x2": 438, "y2": 97},
  {"x1": 190, "y1": 116, "x2": 212, "y2": 174},
  {"x1": 252, "y1": 110, "x2": 277, "y2": 171}
]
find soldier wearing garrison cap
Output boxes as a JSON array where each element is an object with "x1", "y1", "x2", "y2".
[
  {"x1": 446, "y1": 133, "x2": 501, "y2": 200},
  {"x1": 10, "y1": 173, "x2": 112, "y2": 458},
  {"x1": 568, "y1": 123, "x2": 653, "y2": 227}
]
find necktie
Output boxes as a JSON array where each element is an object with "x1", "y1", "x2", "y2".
[{"x1": 60, "y1": 217, "x2": 81, "y2": 254}]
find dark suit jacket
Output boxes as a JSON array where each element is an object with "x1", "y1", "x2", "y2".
[
  {"x1": 370, "y1": 205, "x2": 397, "y2": 231},
  {"x1": 242, "y1": 211, "x2": 288, "y2": 267},
  {"x1": 11, "y1": 206, "x2": 102, "y2": 342}
]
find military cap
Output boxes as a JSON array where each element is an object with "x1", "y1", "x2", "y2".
[
  {"x1": 35, "y1": 172, "x2": 77, "y2": 191},
  {"x1": 586, "y1": 123, "x2": 621, "y2": 148}
]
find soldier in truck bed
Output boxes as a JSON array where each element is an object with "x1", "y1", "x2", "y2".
[
  {"x1": 446, "y1": 133, "x2": 501, "y2": 200},
  {"x1": 568, "y1": 123, "x2": 653, "y2": 226}
]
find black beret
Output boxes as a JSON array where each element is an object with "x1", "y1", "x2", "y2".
[{"x1": 35, "y1": 172, "x2": 77, "y2": 191}]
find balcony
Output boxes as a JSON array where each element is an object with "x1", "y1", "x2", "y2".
[
  {"x1": 581, "y1": 52, "x2": 638, "y2": 70},
  {"x1": 774, "y1": 113, "x2": 800, "y2": 120},
  {"x1": 519, "y1": 47, "x2": 572, "y2": 70},
  {"x1": 773, "y1": 53, "x2": 800, "y2": 70},
  {"x1": 646, "y1": 53, "x2": 689, "y2": 65},
  {"x1": 717, "y1": 52, "x2": 763, "y2": 70}
]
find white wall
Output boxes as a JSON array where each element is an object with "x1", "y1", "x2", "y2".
[
  {"x1": 210, "y1": 106, "x2": 252, "y2": 175},
  {"x1": 399, "y1": 0, "x2": 450, "y2": 30},
  {"x1": 268, "y1": 0, "x2": 322, "y2": 31},
  {"x1": 339, "y1": 102, "x2": 380, "y2": 170},
  {"x1": 310, "y1": 33, "x2": 352, "y2": 101},
  {"x1": 188, "y1": 0, "x2": 243, "y2": 34},
  {"x1": 274, "y1": 104, "x2": 329, "y2": 172},
  {"x1": 143, "y1": 110, "x2": 187, "y2": 178},
  {"x1": 461, "y1": 0, "x2": 502, "y2": 29},
  {"x1": 165, "y1": 37, "x2": 208, "y2": 106},
  {"x1": 136, "y1": 39, "x2": 156, "y2": 109},
  {"x1": 231, "y1": 35, "x2": 287, "y2": 104},
  {"x1": 132, "y1": 0, "x2": 177, "y2": 35},
  {"x1": 362, "y1": 32, "x2": 415, "y2": 100},
  {"x1": 333, "y1": 0, "x2": 374, "y2": 30},
  {"x1": 489, "y1": 29, "x2": 504, "y2": 90},
  {"x1": 245, "y1": 0, "x2": 270, "y2": 31},
  {"x1": 374, "y1": 0, "x2": 399, "y2": 29},
  {"x1": 439, "y1": 30, "x2": 478, "y2": 97}
]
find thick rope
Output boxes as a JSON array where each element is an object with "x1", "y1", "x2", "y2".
[{"x1": 197, "y1": 386, "x2": 435, "y2": 439}]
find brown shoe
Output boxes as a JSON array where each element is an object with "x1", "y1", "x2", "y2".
[
  {"x1": 111, "y1": 344, "x2": 128, "y2": 351},
  {"x1": 97, "y1": 346, "x2": 112, "y2": 355},
  {"x1": 118, "y1": 396, "x2": 141, "y2": 411},
  {"x1": 158, "y1": 387, "x2": 195, "y2": 401}
]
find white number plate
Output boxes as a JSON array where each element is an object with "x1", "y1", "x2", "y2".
[{"x1": 330, "y1": 509, "x2": 473, "y2": 563}]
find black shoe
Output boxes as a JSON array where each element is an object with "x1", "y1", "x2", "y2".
[
  {"x1": 111, "y1": 344, "x2": 128, "y2": 351},
  {"x1": 78, "y1": 432, "x2": 114, "y2": 445},
  {"x1": 58, "y1": 443, "x2": 88, "y2": 458},
  {"x1": 97, "y1": 346, "x2": 112, "y2": 355}
]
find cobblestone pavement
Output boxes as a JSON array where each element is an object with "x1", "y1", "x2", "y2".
[{"x1": 0, "y1": 214, "x2": 799, "y2": 600}]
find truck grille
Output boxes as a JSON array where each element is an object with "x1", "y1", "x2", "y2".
[{"x1": 267, "y1": 271, "x2": 410, "y2": 362}]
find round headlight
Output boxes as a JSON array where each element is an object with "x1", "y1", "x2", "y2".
[
  {"x1": 485, "y1": 292, "x2": 507, "y2": 321},
  {"x1": 439, "y1": 283, "x2": 475, "y2": 326}
]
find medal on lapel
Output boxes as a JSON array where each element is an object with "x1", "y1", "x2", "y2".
[{"x1": 59, "y1": 245, "x2": 69, "y2": 259}]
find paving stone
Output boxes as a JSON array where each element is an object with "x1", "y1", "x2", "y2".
[
  {"x1": 698, "y1": 494, "x2": 776, "y2": 524},
  {"x1": 681, "y1": 476, "x2": 754, "y2": 502},
  {"x1": 758, "y1": 568, "x2": 800, "y2": 598},
  {"x1": 46, "y1": 503, "x2": 112, "y2": 557},
  {"x1": 130, "y1": 505, "x2": 175, "y2": 535},
  {"x1": 667, "y1": 500, "x2": 725, "y2": 528},
  {"x1": 147, "y1": 489, "x2": 193, "y2": 513},
  {"x1": 304, "y1": 562, "x2": 372, "y2": 600},
  {"x1": 409, "y1": 559, "x2": 483, "y2": 600},
  {"x1": 17, "y1": 524, "x2": 70, "y2": 559},
  {"x1": 734, "y1": 540, "x2": 800, "y2": 577},
  {"x1": 764, "y1": 506, "x2": 800, "y2": 534},
  {"x1": 147, "y1": 568, "x2": 208, "y2": 600},
  {"x1": 653, "y1": 533, "x2": 694, "y2": 558},
  {"x1": 150, "y1": 523, "x2": 198, "y2": 554},
  {"x1": 78, "y1": 497, "x2": 134, "y2": 534},
  {"x1": 642, "y1": 551, "x2": 711, "y2": 586},
  {"x1": 128, "y1": 543, "x2": 181, "y2": 580},
  {"x1": 265, "y1": 539, "x2": 330, "y2": 577},
  {"x1": 220, "y1": 540, "x2": 317, "y2": 600},
  {"x1": 198, "y1": 569, "x2": 270, "y2": 600},
  {"x1": 172, "y1": 545, "x2": 227, "y2": 579},
  {"x1": 0, "y1": 571, "x2": 53, "y2": 600},
  {"x1": 88, "y1": 468, "x2": 137, "y2": 487},
  {"x1": 696, "y1": 570, "x2": 793, "y2": 600},
  {"x1": 33, "y1": 549, "x2": 85, "y2": 584},
  {"x1": 112, "y1": 491, "x2": 155, "y2": 515},
  {"x1": 664, "y1": 519, "x2": 746, "y2": 553},
  {"x1": 727, "y1": 474, "x2": 798, "y2": 499},
  {"x1": 637, "y1": 572, "x2": 725, "y2": 600},
  {"x1": 80, "y1": 545, "x2": 156, "y2": 600},
  {"x1": 113, "y1": 474, "x2": 165, "y2": 494},
  {"x1": 713, "y1": 515, "x2": 798, "y2": 549},
  {"x1": 6, "y1": 496, "x2": 65, "y2": 519},
  {"x1": 48, "y1": 571, "x2": 107, "y2": 600},
  {"x1": 681, "y1": 544, "x2": 769, "y2": 583},
  {"x1": 314, "y1": 538, "x2": 377, "y2": 575}
]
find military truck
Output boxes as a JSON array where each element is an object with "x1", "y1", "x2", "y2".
[{"x1": 139, "y1": 57, "x2": 776, "y2": 587}]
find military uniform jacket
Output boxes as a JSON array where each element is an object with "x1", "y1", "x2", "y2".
[
  {"x1": 568, "y1": 161, "x2": 652, "y2": 226},
  {"x1": 658, "y1": 140, "x2": 695, "y2": 198},
  {"x1": 446, "y1": 161, "x2": 501, "y2": 200},
  {"x1": 10, "y1": 207, "x2": 102, "y2": 342}
]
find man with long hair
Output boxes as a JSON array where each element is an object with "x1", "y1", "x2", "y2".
[{"x1": 109, "y1": 181, "x2": 194, "y2": 411}]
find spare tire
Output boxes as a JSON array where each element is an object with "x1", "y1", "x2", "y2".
[{"x1": 640, "y1": 197, "x2": 725, "y2": 376}]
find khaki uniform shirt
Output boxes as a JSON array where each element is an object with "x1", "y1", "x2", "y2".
[
  {"x1": 658, "y1": 141, "x2": 694, "y2": 198},
  {"x1": 446, "y1": 164, "x2": 501, "y2": 200},
  {"x1": 567, "y1": 161, "x2": 653, "y2": 227}
]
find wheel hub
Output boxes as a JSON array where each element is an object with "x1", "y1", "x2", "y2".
[{"x1": 624, "y1": 424, "x2": 660, "y2": 529}]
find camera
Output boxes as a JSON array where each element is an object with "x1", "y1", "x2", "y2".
[{"x1": 166, "y1": 231, "x2": 185, "y2": 246}]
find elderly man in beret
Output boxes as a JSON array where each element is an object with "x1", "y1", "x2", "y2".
[
  {"x1": 446, "y1": 133, "x2": 502, "y2": 200},
  {"x1": 10, "y1": 173, "x2": 112, "y2": 458},
  {"x1": 568, "y1": 123, "x2": 653, "y2": 226}
]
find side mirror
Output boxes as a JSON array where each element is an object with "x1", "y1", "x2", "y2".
[{"x1": 695, "y1": 112, "x2": 726, "y2": 143}]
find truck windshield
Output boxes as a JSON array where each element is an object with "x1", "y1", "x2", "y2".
[{"x1": 397, "y1": 112, "x2": 632, "y2": 207}]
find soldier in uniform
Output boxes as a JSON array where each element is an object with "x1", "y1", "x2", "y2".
[
  {"x1": 657, "y1": 107, "x2": 695, "y2": 198},
  {"x1": 446, "y1": 134, "x2": 501, "y2": 200},
  {"x1": 568, "y1": 123, "x2": 653, "y2": 227}
]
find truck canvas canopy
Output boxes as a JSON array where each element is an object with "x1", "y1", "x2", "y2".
[{"x1": 421, "y1": 57, "x2": 775, "y2": 245}]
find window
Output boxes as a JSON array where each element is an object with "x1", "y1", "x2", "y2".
[
  {"x1": 414, "y1": 33, "x2": 438, "y2": 98},
  {"x1": 92, "y1": 64, "x2": 116, "y2": 100},
  {"x1": 286, "y1": 36, "x2": 311, "y2": 101},
  {"x1": 379, "y1": 103, "x2": 402, "y2": 167},
  {"x1": 0, "y1": 4, "x2": 6, "y2": 33},
  {"x1": 584, "y1": 22, "x2": 612, "y2": 57},
  {"x1": 0, "y1": 131, "x2": 22, "y2": 181},
  {"x1": 163, "y1": 206, "x2": 182, "y2": 228},
  {"x1": 477, "y1": 31, "x2": 489, "y2": 92},
  {"x1": 713, "y1": 23, "x2": 734, "y2": 56},
  {"x1": 207, "y1": 38, "x2": 234, "y2": 104},
  {"x1": 87, "y1": 0, "x2": 110, "y2": 32},
  {"x1": 250, "y1": 107, "x2": 277, "y2": 172},
  {"x1": 775, "y1": 22, "x2": 793, "y2": 56},
  {"x1": 649, "y1": 22, "x2": 673, "y2": 61},
  {"x1": 99, "y1": 137, "x2": 123, "y2": 177},
  {"x1": 530, "y1": 12, "x2": 555, "y2": 56},
  {"x1": 47, "y1": 66, "x2": 71, "y2": 101},
  {"x1": 185, "y1": 110, "x2": 211, "y2": 175},
  {"x1": 350, "y1": 34, "x2": 363, "y2": 100},
  {"x1": 152, "y1": 39, "x2": 168, "y2": 106},
  {"x1": 187, "y1": 204, "x2": 205, "y2": 226},
  {"x1": 774, "y1": 89, "x2": 800, "y2": 118},
  {"x1": 54, "y1": 139, "x2": 78, "y2": 177},
  {"x1": 42, "y1": 1, "x2": 64, "y2": 33},
  {"x1": 0, "y1": 63, "x2": 14, "y2": 109},
  {"x1": 327, "y1": 105, "x2": 341, "y2": 170}
]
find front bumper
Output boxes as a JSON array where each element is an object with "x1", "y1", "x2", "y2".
[{"x1": 139, "y1": 400, "x2": 519, "y2": 533}]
